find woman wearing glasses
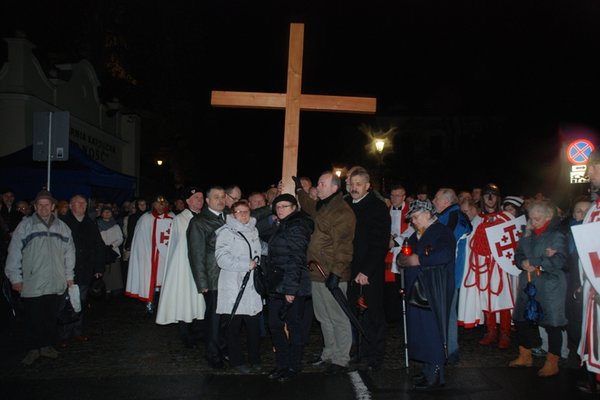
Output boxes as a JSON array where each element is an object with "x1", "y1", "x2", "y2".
[
  {"x1": 265, "y1": 194, "x2": 314, "y2": 382},
  {"x1": 215, "y1": 200, "x2": 263, "y2": 374}
]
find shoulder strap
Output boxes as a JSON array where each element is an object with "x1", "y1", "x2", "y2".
[{"x1": 236, "y1": 231, "x2": 253, "y2": 259}]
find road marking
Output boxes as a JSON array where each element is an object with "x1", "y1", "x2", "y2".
[{"x1": 349, "y1": 371, "x2": 371, "y2": 400}]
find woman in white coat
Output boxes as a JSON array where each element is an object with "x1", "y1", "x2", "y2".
[
  {"x1": 98, "y1": 206, "x2": 124, "y2": 294},
  {"x1": 215, "y1": 200, "x2": 263, "y2": 373}
]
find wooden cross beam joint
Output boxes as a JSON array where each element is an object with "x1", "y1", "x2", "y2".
[
  {"x1": 211, "y1": 23, "x2": 377, "y2": 194},
  {"x1": 211, "y1": 91, "x2": 376, "y2": 113}
]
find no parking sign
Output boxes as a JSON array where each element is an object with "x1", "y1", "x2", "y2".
[{"x1": 567, "y1": 139, "x2": 595, "y2": 184}]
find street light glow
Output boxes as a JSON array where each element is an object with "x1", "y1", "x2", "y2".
[
  {"x1": 375, "y1": 139, "x2": 385, "y2": 154},
  {"x1": 156, "y1": 159, "x2": 163, "y2": 166}
]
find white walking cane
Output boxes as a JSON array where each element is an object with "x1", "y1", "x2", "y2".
[{"x1": 399, "y1": 267, "x2": 409, "y2": 369}]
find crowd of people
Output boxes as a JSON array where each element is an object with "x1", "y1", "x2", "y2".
[{"x1": 2, "y1": 152, "x2": 600, "y2": 393}]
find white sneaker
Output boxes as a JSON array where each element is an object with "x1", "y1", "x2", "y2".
[
  {"x1": 531, "y1": 347, "x2": 547, "y2": 358},
  {"x1": 40, "y1": 346, "x2": 59, "y2": 359},
  {"x1": 21, "y1": 349, "x2": 40, "y2": 366}
]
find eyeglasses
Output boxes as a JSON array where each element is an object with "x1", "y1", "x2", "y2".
[
  {"x1": 275, "y1": 204, "x2": 293, "y2": 210},
  {"x1": 227, "y1": 193, "x2": 241, "y2": 202},
  {"x1": 234, "y1": 210, "x2": 250, "y2": 215}
]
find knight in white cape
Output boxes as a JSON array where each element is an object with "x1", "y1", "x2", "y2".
[
  {"x1": 457, "y1": 202, "x2": 484, "y2": 328},
  {"x1": 574, "y1": 149, "x2": 600, "y2": 382},
  {"x1": 156, "y1": 188, "x2": 206, "y2": 330},
  {"x1": 125, "y1": 196, "x2": 174, "y2": 314},
  {"x1": 458, "y1": 207, "x2": 519, "y2": 349}
]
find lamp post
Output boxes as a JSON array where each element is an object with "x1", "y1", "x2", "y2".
[
  {"x1": 155, "y1": 159, "x2": 166, "y2": 194},
  {"x1": 375, "y1": 139, "x2": 385, "y2": 193}
]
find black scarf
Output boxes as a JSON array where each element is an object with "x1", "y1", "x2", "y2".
[{"x1": 316, "y1": 190, "x2": 340, "y2": 211}]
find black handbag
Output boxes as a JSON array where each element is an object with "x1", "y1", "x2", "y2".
[
  {"x1": 408, "y1": 276, "x2": 430, "y2": 309},
  {"x1": 237, "y1": 231, "x2": 267, "y2": 297},
  {"x1": 253, "y1": 263, "x2": 268, "y2": 297},
  {"x1": 57, "y1": 290, "x2": 81, "y2": 325},
  {"x1": 89, "y1": 276, "x2": 106, "y2": 298},
  {"x1": 104, "y1": 245, "x2": 119, "y2": 264}
]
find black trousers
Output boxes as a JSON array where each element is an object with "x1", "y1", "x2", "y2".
[
  {"x1": 515, "y1": 321, "x2": 563, "y2": 356},
  {"x1": 302, "y1": 296, "x2": 314, "y2": 346},
  {"x1": 268, "y1": 296, "x2": 305, "y2": 371},
  {"x1": 178, "y1": 319, "x2": 203, "y2": 345},
  {"x1": 59, "y1": 284, "x2": 88, "y2": 340},
  {"x1": 22, "y1": 294, "x2": 60, "y2": 350},
  {"x1": 202, "y1": 290, "x2": 226, "y2": 363},
  {"x1": 226, "y1": 314, "x2": 261, "y2": 367},
  {"x1": 348, "y1": 281, "x2": 386, "y2": 366}
]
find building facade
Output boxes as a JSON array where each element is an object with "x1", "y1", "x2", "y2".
[{"x1": 0, "y1": 36, "x2": 140, "y2": 181}]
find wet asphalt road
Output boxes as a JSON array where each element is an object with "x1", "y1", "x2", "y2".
[{"x1": 0, "y1": 292, "x2": 595, "y2": 400}]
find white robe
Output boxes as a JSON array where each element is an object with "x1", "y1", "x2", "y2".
[
  {"x1": 389, "y1": 203, "x2": 414, "y2": 274},
  {"x1": 156, "y1": 209, "x2": 206, "y2": 324},
  {"x1": 458, "y1": 212, "x2": 515, "y2": 327},
  {"x1": 458, "y1": 215, "x2": 483, "y2": 327},
  {"x1": 125, "y1": 210, "x2": 174, "y2": 302},
  {"x1": 578, "y1": 200, "x2": 600, "y2": 373}
]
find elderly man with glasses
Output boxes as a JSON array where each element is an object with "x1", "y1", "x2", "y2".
[{"x1": 224, "y1": 185, "x2": 243, "y2": 212}]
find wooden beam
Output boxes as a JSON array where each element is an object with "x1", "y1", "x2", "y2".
[{"x1": 210, "y1": 22, "x2": 377, "y2": 194}]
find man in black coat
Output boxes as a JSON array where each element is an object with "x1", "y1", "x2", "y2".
[
  {"x1": 0, "y1": 190, "x2": 24, "y2": 257},
  {"x1": 346, "y1": 167, "x2": 391, "y2": 371},
  {"x1": 187, "y1": 186, "x2": 227, "y2": 369},
  {"x1": 59, "y1": 194, "x2": 105, "y2": 346},
  {"x1": 124, "y1": 198, "x2": 148, "y2": 251},
  {"x1": 0, "y1": 189, "x2": 23, "y2": 234}
]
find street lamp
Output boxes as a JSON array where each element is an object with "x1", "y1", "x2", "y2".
[
  {"x1": 375, "y1": 139, "x2": 385, "y2": 154},
  {"x1": 156, "y1": 159, "x2": 163, "y2": 166},
  {"x1": 375, "y1": 139, "x2": 385, "y2": 193}
]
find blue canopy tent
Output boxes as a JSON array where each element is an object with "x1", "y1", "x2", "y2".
[{"x1": 0, "y1": 142, "x2": 136, "y2": 204}]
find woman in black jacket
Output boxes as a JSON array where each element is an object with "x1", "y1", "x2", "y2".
[{"x1": 266, "y1": 194, "x2": 314, "y2": 382}]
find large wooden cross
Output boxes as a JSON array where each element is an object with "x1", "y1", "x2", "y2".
[{"x1": 211, "y1": 23, "x2": 377, "y2": 193}]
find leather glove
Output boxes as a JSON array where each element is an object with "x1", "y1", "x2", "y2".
[
  {"x1": 292, "y1": 176, "x2": 303, "y2": 192},
  {"x1": 325, "y1": 272, "x2": 340, "y2": 290}
]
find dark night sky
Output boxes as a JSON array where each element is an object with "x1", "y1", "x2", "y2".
[{"x1": 2, "y1": 1, "x2": 600, "y2": 199}]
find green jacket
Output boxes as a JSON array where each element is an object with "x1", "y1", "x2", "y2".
[{"x1": 187, "y1": 208, "x2": 225, "y2": 292}]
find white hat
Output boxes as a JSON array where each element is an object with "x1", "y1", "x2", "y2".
[{"x1": 502, "y1": 196, "x2": 524, "y2": 208}]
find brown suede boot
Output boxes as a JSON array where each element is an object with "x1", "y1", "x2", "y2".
[
  {"x1": 537, "y1": 353, "x2": 559, "y2": 377},
  {"x1": 509, "y1": 346, "x2": 533, "y2": 367},
  {"x1": 479, "y1": 311, "x2": 498, "y2": 345}
]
